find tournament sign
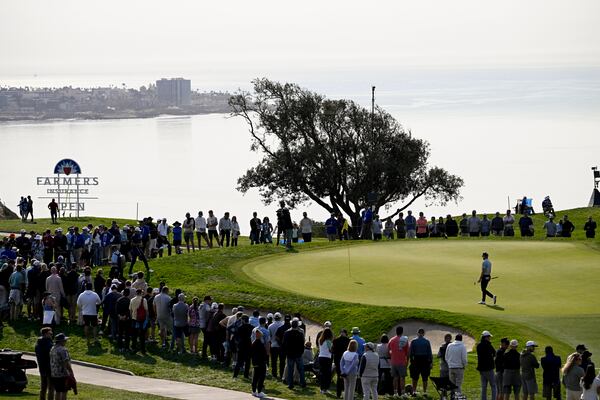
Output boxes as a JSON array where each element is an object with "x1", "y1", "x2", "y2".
[{"x1": 36, "y1": 159, "x2": 99, "y2": 217}]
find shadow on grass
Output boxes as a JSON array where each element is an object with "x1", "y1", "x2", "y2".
[{"x1": 485, "y1": 304, "x2": 505, "y2": 311}]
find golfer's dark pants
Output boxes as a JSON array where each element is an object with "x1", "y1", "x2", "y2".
[
  {"x1": 481, "y1": 275, "x2": 493, "y2": 301},
  {"x1": 252, "y1": 364, "x2": 266, "y2": 393},
  {"x1": 271, "y1": 346, "x2": 285, "y2": 378}
]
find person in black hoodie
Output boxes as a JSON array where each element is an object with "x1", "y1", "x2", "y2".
[
  {"x1": 495, "y1": 338, "x2": 510, "y2": 400},
  {"x1": 332, "y1": 328, "x2": 351, "y2": 398},
  {"x1": 445, "y1": 215, "x2": 459, "y2": 237},
  {"x1": 116, "y1": 288, "x2": 131, "y2": 352},
  {"x1": 251, "y1": 329, "x2": 268, "y2": 397},
  {"x1": 491, "y1": 212, "x2": 504, "y2": 236},
  {"x1": 560, "y1": 215, "x2": 575, "y2": 238},
  {"x1": 282, "y1": 319, "x2": 306, "y2": 389},
  {"x1": 477, "y1": 331, "x2": 497, "y2": 400},
  {"x1": 502, "y1": 340, "x2": 521, "y2": 400},
  {"x1": 233, "y1": 315, "x2": 253, "y2": 379},
  {"x1": 35, "y1": 326, "x2": 55, "y2": 400},
  {"x1": 540, "y1": 346, "x2": 561, "y2": 400}
]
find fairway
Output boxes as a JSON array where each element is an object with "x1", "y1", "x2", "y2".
[{"x1": 243, "y1": 240, "x2": 600, "y2": 352}]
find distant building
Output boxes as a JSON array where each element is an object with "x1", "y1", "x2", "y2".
[{"x1": 156, "y1": 78, "x2": 191, "y2": 106}]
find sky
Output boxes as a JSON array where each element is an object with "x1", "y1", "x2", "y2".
[{"x1": 2, "y1": 0, "x2": 600, "y2": 80}]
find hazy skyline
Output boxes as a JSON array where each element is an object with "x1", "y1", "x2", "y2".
[{"x1": 2, "y1": 0, "x2": 600, "y2": 80}]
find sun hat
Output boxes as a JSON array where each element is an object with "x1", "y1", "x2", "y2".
[
  {"x1": 510, "y1": 339, "x2": 519, "y2": 347},
  {"x1": 324, "y1": 321, "x2": 332, "y2": 328},
  {"x1": 55, "y1": 333, "x2": 69, "y2": 342},
  {"x1": 482, "y1": 330, "x2": 493, "y2": 337},
  {"x1": 266, "y1": 313, "x2": 273, "y2": 319},
  {"x1": 274, "y1": 312, "x2": 282, "y2": 320},
  {"x1": 351, "y1": 327, "x2": 361, "y2": 334},
  {"x1": 526, "y1": 340, "x2": 538, "y2": 347},
  {"x1": 365, "y1": 342, "x2": 375, "y2": 351},
  {"x1": 20, "y1": 229, "x2": 26, "y2": 234}
]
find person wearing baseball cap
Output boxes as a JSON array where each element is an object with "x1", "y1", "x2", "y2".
[
  {"x1": 268, "y1": 312, "x2": 285, "y2": 379},
  {"x1": 502, "y1": 340, "x2": 522, "y2": 400},
  {"x1": 521, "y1": 341, "x2": 540, "y2": 400},
  {"x1": 477, "y1": 331, "x2": 497, "y2": 400},
  {"x1": 478, "y1": 252, "x2": 497, "y2": 305}
]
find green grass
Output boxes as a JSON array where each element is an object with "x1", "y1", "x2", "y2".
[
  {"x1": 7, "y1": 374, "x2": 174, "y2": 399},
  {"x1": 1, "y1": 208, "x2": 599, "y2": 399},
  {"x1": 0, "y1": 216, "x2": 137, "y2": 233}
]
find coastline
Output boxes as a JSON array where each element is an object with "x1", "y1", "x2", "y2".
[{"x1": 0, "y1": 107, "x2": 231, "y2": 123}]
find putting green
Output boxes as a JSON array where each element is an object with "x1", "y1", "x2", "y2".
[{"x1": 243, "y1": 240, "x2": 600, "y2": 352}]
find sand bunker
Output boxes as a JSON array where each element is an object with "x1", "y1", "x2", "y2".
[{"x1": 387, "y1": 319, "x2": 476, "y2": 351}]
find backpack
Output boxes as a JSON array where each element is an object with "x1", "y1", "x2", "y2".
[{"x1": 136, "y1": 299, "x2": 146, "y2": 322}]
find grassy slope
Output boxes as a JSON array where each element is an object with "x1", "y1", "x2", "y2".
[
  {"x1": 1, "y1": 207, "x2": 598, "y2": 399},
  {"x1": 0, "y1": 217, "x2": 137, "y2": 233},
  {"x1": 8, "y1": 375, "x2": 174, "y2": 400}
]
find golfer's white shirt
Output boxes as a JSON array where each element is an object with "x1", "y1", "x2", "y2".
[{"x1": 77, "y1": 290, "x2": 101, "y2": 316}]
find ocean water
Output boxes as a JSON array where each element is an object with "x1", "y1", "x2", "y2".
[{"x1": 1, "y1": 68, "x2": 599, "y2": 229}]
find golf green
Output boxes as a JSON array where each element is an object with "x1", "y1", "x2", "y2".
[{"x1": 243, "y1": 240, "x2": 600, "y2": 352}]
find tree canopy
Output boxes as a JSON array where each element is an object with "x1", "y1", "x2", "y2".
[{"x1": 229, "y1": 78, "x2": 464, "y2": 223}]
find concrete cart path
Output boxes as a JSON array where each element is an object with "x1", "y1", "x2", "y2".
[{"x1": 24, "y1": 355, "x2": 285, "y2": 400}]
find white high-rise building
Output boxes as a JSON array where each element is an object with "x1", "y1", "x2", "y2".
[{"x1": 156, "y1": 78, "x2": 191, "y2": 106}]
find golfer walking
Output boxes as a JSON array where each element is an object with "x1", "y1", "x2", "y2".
[{"x1": 478, "y1": 252, "x2": 497, "y2": 305}]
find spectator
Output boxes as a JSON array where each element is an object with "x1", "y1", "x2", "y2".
[
  {"x1": 438, "y1": 333, "x2": 452, "y2": 378},
  {"x1": 583, "y1": 217, "x2": 597, "y2": 239},
  {"x1": 187, "y1": 297, "x2": 201, "y2": 354},
  {"x1": 459, "y1": 213, "x2": 469, "y2": 237},
  {"x1": 194, "y1": 212, "x2": 209, "y2": 249},
  {"x1": 157, "y1": 218, "x2": 172, "y2": 257},
  {"x1": 129, "y1": 288, "x2": 148, "y2": 355},
  {"x1": 251, "y1": 329, "x2": 268, "y2": 398},
  {"x1": 395, "y1": 212, "x2": 406, "y2": 239},
  {"x1": 429, "y1": 217, "x2": 440, "y2": 238},
  {"x1": 268, "y1": 312, "x2": 285, "y2": 379},
  {"x1": 445, "y1": 215, "x2": 459, "y2": 237},
  {"x1": 503, "y1": 210, "x2": 515, "y2": 237},
  {"x1": 218, "y1": 212, "x2": 232, "y2": 247},
  {"x1": 469, "y1": 210, "x2": 482, "y2": 237},
  {"x1": 446, "y1": 334, "x2": 468, "y2": 393},
  {"x1": 372, "y1": 215, "x2": 383, "y2": 241},
  {"x1": 519, "y1": 213, "x2": 534, "y2": 237},
  {"x1": 332, "y1": 329, "x2": 351, "y2": 398},
  {"x1": 541, "y1": 346, "x2": 561, "y2": 400},
  {"x1": 261, "y1": 217, "x2": 273, "y2": 244},
  {"x1": 544, "y1": 216, "x2": 558, "y2": 238},
  {"x1": 283, "y1": 319, "x2": 306, "y2": 389},
  {"x1": 46, "y1": 267, "x2": 65, "y2": 324},
  {"x1": 76, "y1": 282, "x2": 101, "y2": 346},
  {"x1": 491, "y1": 212, "x2": 504, "y2": 236},
  {"x1": 198, "y1": 295, "x2": 212, "y2": 358},
  {"x1": 48, "y1": 199, "x2": 59, "y2": 224},
  {"x1": 503, "y1": 339, "x2": 522, "y2": 400},
  {"x1": 409, "y1": 328, "x2": 433, "y2": 393},
  {"x1": 326, "y1": 213, "x2": 338, "y2": 241},
  {"x1": 49, "y1": 333, "x2": 74, "y2": 400},
  {"x1": 250, "y1": 212, "x2": 262, "y2": 245},
  {"x1": 102, "y1": 284, "x2": 121, "y2": 341},
  {"x1": 35, "y1": 326, "x2": 55, "y2": 400},
  {"x1": 496, "y1": 338, "x2": 510, "y2": 400},
  {"x1": 477, "y1": 331, "x2": 497, "y2": 400},
  {"x1": 172, "y1": 222, "x2": 182, "y2": 254},
  {"x1": 234, "y1": 314, "x2": 254, "y2": 378},
  {"x1": 562, "y1": 352, "x2": 584, "y2": 400},
  {"x1": 378, "y1": 334, "x2": 394, "y2": 396},
  {"x1": 388, "y1": 326, "x2": 410, "y2": 396},
  {"x1": 340, "y1": 339, "x2": 360, "y2": 400},
  {"x1": 580, "y1": 365, "x2": 599, "y2": 400},
  {"x1": 231, "y1": 216, "x2": 240, "y2": 247},
  {"x1": 182, "y1": 213, "x2": 196, "y2": 252},
  {"x1": 481, "y1": 215, "x2": 491, "y2": 237},
  {"x1": 384, "y1": 218, "x2": 395, "y2": 240},
  {"x1": 299, "y1": 212, "x2": 313, "y2": 243},
  {"x1": 172, "y1": 293, "x2": 188, "y2": 355},
  {"x1": 581, "y1": 351, "x2": 595, "y2": 374},
  {"x1": 207, "y1": 210, "x2": 220, "y2": 247},
  {"x1": 561, "y1": 216, "x2": 575, "y2": 238},
  {"x1": 318, "y1": 327, "x2": 334, "y2": 394},
  {"x1": 360, "y1": 342, "x2": 379, "y2": 400},
  {"x1": 521, "y1": 341, "x2": 540, "y2": 400},
  {"x1": 416, "y1": 212, "x2": 428, "y2": 238},
  {"x1": 116, "y1": 288, "x2": 131, "y2": 352},
  {"x1": 405, "y1": 211, "x2": 417, "y2": 239}
]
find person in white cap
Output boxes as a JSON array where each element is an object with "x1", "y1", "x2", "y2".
[
  {"x1": 477, "y1": 331, "x2": 497, "y2": 400},
  {"x1": 502, "y1": 340, "x2": 522, "y2": 400},
  {"x1": 520, "y1": 341, "x2": 540, "y2": 400}
]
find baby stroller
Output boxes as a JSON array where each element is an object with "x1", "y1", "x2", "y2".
[{"x1": 430, "y1": 376, "x2": 466, "y2": 400}]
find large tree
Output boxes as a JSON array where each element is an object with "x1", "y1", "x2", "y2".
[{"x1": 229, "y1": 78, "x2": 463, "y2": 224}]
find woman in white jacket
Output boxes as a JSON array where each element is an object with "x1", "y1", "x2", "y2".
[{"x1": 340, "y1": 340, "x2": 359, "y2": 400}]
